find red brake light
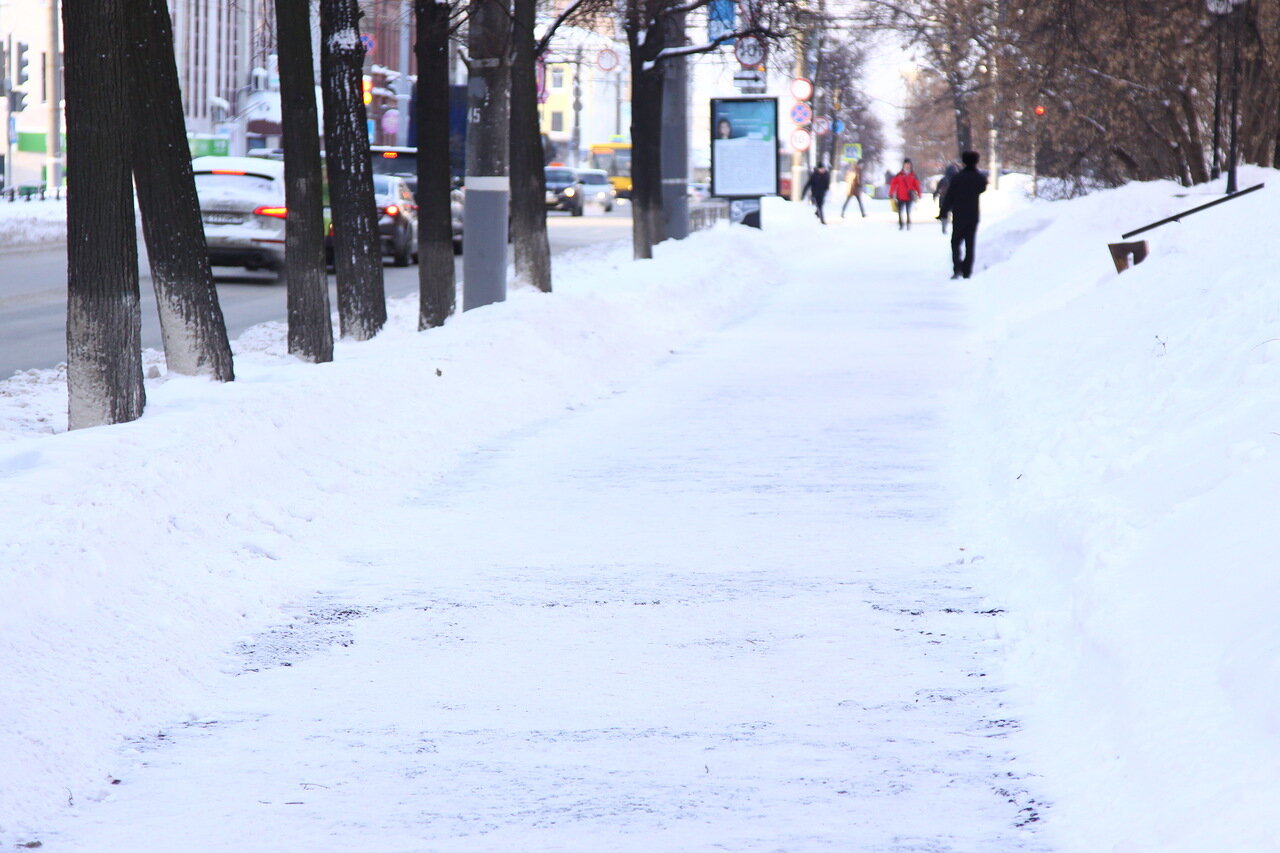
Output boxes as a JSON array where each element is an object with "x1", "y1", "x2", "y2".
[
  {"x1": 384, "y1": 204, "x2": 400, "y2": 216},
  {"x1": 212, "y1": 169, "x2": 247, "y2": 175},
  {"x1": 254, "y1": 206, "x2": 288, "y2": 218},
  {"x1": 382, "y1": 152, "x2": 398, "y2": 159}
]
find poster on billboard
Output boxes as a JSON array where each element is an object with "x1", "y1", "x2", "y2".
[{"x1": 710, "y1": 97, "x2": 778, "y2": 198}]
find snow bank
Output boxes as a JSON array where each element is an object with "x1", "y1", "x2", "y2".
[
  {"x1": 0, "y1": 216, "x2": 788, "y2": 843},
  {"x1": 954, "y1": 166, "x2": 1280, "y2": 850},
  {"x1": 0, "y1": 198, "x2": 68, "y2": 249}
]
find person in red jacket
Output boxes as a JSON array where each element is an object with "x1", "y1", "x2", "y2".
[{"x1": 888, "y1": 158, "x2": 923, "y2": 230}]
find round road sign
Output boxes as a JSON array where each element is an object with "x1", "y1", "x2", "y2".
[
  {"x1": 734, "y1": 35, "x2": 766, "y2": 68},
  {"x1": 790, "y1": 128, "x2": 813, "y2": 152},
  {"x1": 789, "y1": 77, "x2": 813, "y2": 101},
  {"x1": 789, "y1": 102, "x2": 813, "y2": 126},
  {"x1": 814, "y1": 116, "x2": 832, "y2": 136},
  {"x1": 597, "y1": 48, "x2": 619, "y2": 72}
]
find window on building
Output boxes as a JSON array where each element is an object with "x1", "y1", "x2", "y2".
[
  {"x1": 551, "y1": 112, "x2": 565, "y2": 133},
  {"x1": 551, "y1": 67, "x2": 564, "y2": 89}
]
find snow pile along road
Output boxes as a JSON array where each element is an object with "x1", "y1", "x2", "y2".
[
  {"x1": 955, "y1": 166, "x2": 1280, "y2": 851},
  {"x1": 0, "y1": 219, "x2": 789, "y2": 842},
  {"x1": 0, "y1": 198, "x2": 68, "y2": 250}
]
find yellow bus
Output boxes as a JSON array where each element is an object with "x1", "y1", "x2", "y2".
[{"x1": 588, "y1": 142, "x2": 632, "y2": 198}]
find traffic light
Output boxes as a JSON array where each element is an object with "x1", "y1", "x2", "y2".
[
  {"x1": 362, "y1": 75, "x2": 372, "y2": 106},
  {"x1": 8, "y1": 89, "x2": 27, "y2": 112},
  {"x1": 16, "y1": 41, "x2": 29, "y2": 85}
]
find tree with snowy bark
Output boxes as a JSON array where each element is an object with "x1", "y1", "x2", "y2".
[
  {"x1": 415, "y1": 0, "x2": 464, "y2": 328},
  {"x1": 126, "y1": 0, "x2": 235, "y2": 382},
  {"x1": 276, "y1": 0, "x2": 335, "y2": 363},
  {"x1": 321, "y1": 0, "x2": 388, "y2": 340},
  {"x1": 62, "y1": 0, "x2": 145, "y2": 428}
]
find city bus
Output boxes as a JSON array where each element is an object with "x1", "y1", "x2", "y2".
[{"x1": 588, "y1": 142, "x2": 632, "y2": 198}]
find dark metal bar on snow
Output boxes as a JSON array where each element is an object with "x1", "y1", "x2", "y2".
[{"x1": 1121, "y1": 182, "x2": 1265, "y2": 239}]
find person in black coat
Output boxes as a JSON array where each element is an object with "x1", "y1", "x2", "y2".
[
  {"x1": 937, "y1": 150, "x2": 988, "y2": 279},
  {"x1": 801, "y1": 164, "x2": 832, "y2": 224}
]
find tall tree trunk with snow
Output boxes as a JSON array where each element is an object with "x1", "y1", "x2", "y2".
[
  {"x1": 509, "y1": 0, "x2": 552, "y2": 292},
  {"x1": 126, "y1": 0, "x2": 234, "y2": 381},
  {"x1": 626, "y1": 19, "x2": 666, "y2": 260},
  {"x1": 321, "y1": 0, "x2": 387, "y2": 340},
  {"x1": 276, "y1": 0, "x2": 334, "y2": 363},
  {"x1": 415, "y1": 0, "x2": 457, "y2": 329},
  {"x1": 63, "y1": 0, "x2": 145, "y2": 428}
]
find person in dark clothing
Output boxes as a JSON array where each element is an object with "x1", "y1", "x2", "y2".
[
  {"x1": 934, "y1": 161, "x2": 960, "y2": 234},
  {"x1": 801, "y1": 164, "x2": 832, "y2": 224},
  {"x1": 937, "y1": 150, "x2": 987, "y2": 279}
]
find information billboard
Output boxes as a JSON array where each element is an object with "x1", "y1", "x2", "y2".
[{"x1": 710, "y1": 97, "x2": 779, "y2": 199}]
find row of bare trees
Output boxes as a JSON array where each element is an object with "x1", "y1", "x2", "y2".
[
  {"x1": 865, "y1": 0, "x2": 1280, "y2": 189},
  {"x1": 62, "y1": 0, "x2": 388, "y2": 428},
  {"x1": 61, "y1": 0, "x2": 817, "y2": 430}
]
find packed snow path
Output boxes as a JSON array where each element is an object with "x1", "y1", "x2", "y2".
[{"x1": 46, "y1": 221, "x2": 1044, "y2": 851}]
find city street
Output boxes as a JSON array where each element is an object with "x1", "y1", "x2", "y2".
[{"x1": 0, "y1": 205, "x2": 631, "y2": 377}]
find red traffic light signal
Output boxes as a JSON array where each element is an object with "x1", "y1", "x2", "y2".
[{"x1": 1034, "y1": 104, "x2": 1046, "y2": 117}]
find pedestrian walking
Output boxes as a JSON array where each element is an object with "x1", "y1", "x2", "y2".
[
  {"x1": 937, "y1": 150, "x2": 988, "y2": 279},
  {"x1": 934, "y1": 161, "x2": 960, "y2": 234},
  {"x1": 841, "y1": 159, "x2": 866, "y2": 218},
  {"x1": 889, "y1": 159, "x2": 922, "y2": 230},
  {"x1": 801, "y1": 163, "x2": 832, "y2": 224}
]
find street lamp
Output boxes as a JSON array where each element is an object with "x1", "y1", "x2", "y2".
[{"x1": 1207, "y1": 0, "x2": 1247, "y2": 193}]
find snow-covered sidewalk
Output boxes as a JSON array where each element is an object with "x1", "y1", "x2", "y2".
[{"x1": 25, "y1": 210, "x2": 1044, "y2": 851}]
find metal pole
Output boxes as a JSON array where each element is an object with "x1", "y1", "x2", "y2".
[
  {"x1": 4, "y1": 34, "x2": 12, "y2": 192},
  {"x1": 1226, "y1": 1, "x2": 1242, "y2": 194},
  {"x1": 462, "y1": 0, "x2": 510, "y2": 311},
  {"x1": 571, "y1": 46, "x2": 582, "y2": 165},
  {"x1": 659, "y1": 11, "x2": 688, "y2": 241},
  {"x1": 397, "y1": 0, "x2": 412, "y2": 145},
  {"x1": 48, "y1": 0, "x2": 62, "y2": 188},
  {"x1": 789, "y1": 38, "x2": 804, "y2": 201}
]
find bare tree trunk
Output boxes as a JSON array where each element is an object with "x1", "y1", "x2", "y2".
[
  {"x1": 63, "y1": 0, "x2": 145, "y2": 428},
  {"x1": 276, "y1": 0, "x2": 334, "y2": 363},
  {"x1": 626, "y1": 25, "x2": 664, "y2": 260},
  {"x1": 509, "y1": 0, "x2": 552, "y2": 292},
  {"x1": 415, "y1": 0, "x2": 458, "y2": 328},
  {"x1": 949, "y1": 76, "x2": 974, "y2": 153},
  {"x1": 321, "y1": 0, "x2": 387, "y2": 340},
  {"x1": 127, "y1": 0, "x2": 234, "y2": 381}
]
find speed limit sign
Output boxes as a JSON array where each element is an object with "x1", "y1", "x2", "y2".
[
  {"x1": 790, "y1": 128, "x2": 813, "y2": 152},
  {"x1": 734, "y1": 35, "x2": 766, "y2": 68}
]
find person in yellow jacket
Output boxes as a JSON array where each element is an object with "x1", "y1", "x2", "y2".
[{"x1": 841, "y1": 159, "x2": 866, "y2": 218}]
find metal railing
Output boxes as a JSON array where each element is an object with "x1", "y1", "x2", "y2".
[
  {"x1": 689, "y1": 200, "x2": 729, "y2": 232},
  {"x1": 2, "y1": 185, "x2": 66, "y2": 202}
]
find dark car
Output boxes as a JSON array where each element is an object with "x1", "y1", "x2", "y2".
[
  {"x1": 326, "y1": 175, "x2": 419, "y2": 267},
  {"x1": 544, "y1": 166, "x2": 584, "y2": 216},
  {"x1": 374, "y1": 175, "x2": 419, "y2": 266}
]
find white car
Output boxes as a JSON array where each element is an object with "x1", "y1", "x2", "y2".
[
  {"x1": 576, "y1": 168, "x2": 617, "y2": 211},
  {"x1": 192, "y1": 155, "x2": 289, "y2": 276}
]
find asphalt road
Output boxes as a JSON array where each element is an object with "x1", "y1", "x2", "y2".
[{"x1": 0, "y1": 205, "x2": 631, "y2": 378}]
